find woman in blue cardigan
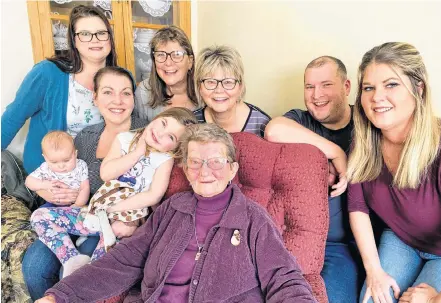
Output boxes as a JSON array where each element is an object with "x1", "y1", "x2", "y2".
[
  {"x1": 1, "y1": 5, "x2": 117, "y2": 196},
  {"x1": 1, "y1": 4, "x2": 117, "y2": 300}
]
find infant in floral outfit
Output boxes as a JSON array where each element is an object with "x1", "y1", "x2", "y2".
[{"x1": 25, "y1": 131, "x2": 90, "y2": 208}]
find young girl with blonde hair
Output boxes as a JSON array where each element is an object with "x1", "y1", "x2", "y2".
[{"x1": 31, "y1": 107, "x2": 197, "y2": 278}]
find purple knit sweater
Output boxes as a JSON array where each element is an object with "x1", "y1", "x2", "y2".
[
  {"x1": 47, "y1": 185, "x2": 316, "y2": 302},
  {"x1": 157, "y1": 186, "x2": 232, "y2": 302}
]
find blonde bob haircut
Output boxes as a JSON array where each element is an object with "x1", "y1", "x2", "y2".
[
  {"x1": 194, "y1": 45, "x2": 246, "y2": 105},
  {"x1": 348, "y1": 42, "x2": 440, "y2": 189}
]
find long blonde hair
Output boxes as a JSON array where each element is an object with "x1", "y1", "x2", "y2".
[
  {"x1": 129, "y1": 107, "x2": 197, "y2": 158},
  {"x1": 348, "y1": 42, "x2": 440, "y2": 189}
]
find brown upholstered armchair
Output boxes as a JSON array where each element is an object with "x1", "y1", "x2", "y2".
[{"x1": 165, "y1": 132, "x2": 329, "y2": 302}]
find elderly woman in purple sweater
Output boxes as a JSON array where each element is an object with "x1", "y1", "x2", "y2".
[
  {"x1": 347, "y1": 42, "x2": 441, "y2": 303},
  {"x1": 36, "y1": 123, "x2": 316, "y2": 303}
]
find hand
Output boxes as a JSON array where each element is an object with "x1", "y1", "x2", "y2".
[
  {"x1": 363, "y1": 268, "x2": 400, "y2": 303},
  {"x1": 399, "y1": 283, "x2": 440, "y2": 303},
  {"x1": 35, "y1": 295, "x2": 56, "y2": 303},
  {"x1": 36, "y1": 181, "x2": 79, "y2": 206},
  {"x1": 330, "y1": 174, "x2": 347, "y2": 197},
  {"x1": 134, "y1": 128, "x2": 149, "y2": 157},
  {"x1": 328, "y1": 162, "x2": 338, "y2": 186},
  {"x1": 42, "y1": 180, "x2": 61, "y2": 191},
  {"x1": 111, "y1": 220, "x2": 138, "y2": 239},
  {"x1": 329, "y1": 152, "x2": 347, "y2": 197}
]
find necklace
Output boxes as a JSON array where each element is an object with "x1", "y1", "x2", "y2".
[
  {"x1": 194, "y1": 225, "x2": 203, "y2": 261},
  {"x1": 193, "y1": 209, "x2": 204, "y2": 261},
  {"x1": 193, "y1": 199, "x2": 230, "y2": 261}
]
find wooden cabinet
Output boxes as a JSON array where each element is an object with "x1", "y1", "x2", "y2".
[{"x1": 27, "y1": 0, "x2": 191, "y2": 82}]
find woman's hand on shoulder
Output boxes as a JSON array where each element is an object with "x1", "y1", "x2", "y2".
[
  {"x1": 363, "y1": 267, "x2": 400, "y2": 303},
  {"x1": 399, "y1": 283, "x2": 440, "y2": 303},
  {"x1": 35, "y1": 295, "x2": 56, "y2": 303}
]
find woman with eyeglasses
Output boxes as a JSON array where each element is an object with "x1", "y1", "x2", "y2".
[
  {"x1": 194, "y1": 45, "x2": 271, "y2": 137},
  {"x1": 1, "y1": 4, "x2": 118, "y2": 300},
  {"x1": 2, "y1": 5, "x2": 116, "y2": 178},
  {"x1": 134, "y1": 26, "x2": 199, "y2": 122}
]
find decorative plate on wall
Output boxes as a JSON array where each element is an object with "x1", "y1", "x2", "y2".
[
  {"x1": 133, "y1": 29, "x2": 156, "y2": 54},
  {"x1": 53, "y1": 0, "x2": 73, "y2": 4},
  {"x1": 139, "y1": 0, "x2": 171, "y2": 17},
  {"x1": 54, "y1": 36, "x2": 69, "y2": 51},
  {"x1": 93, "y1": 0, "x2": 112, "y2": 12}
]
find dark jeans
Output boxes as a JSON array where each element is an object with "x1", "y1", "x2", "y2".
[
  {"x1": 39, "y1": 202, "x2": 57, "y2": 208},
  {"x1": 22, "y1": 236, "x2": 99, "y2": 301},
  {"x1": 321, "y1": 241, "x2": 364, "y2": 303}
]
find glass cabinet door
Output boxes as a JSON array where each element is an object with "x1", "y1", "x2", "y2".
[
  {"x1": 49, "y1": 0, "x2": 114, "y2": 57},
  {"x1": 28, "y1": 0, "x2": 125, "y2": 66},
  {"x1": 26, "y1": 0, "x2": 191, "y2": 72},
  {"x1": 123, "y1": 0, "x2": 191, "y2": 83}
]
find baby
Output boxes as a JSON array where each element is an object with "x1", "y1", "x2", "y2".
[{"x1": 25, "y1": 131, "x2": 90, "y2": 208}]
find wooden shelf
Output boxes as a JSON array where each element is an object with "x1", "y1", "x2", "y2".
[
  {"x1": 131, "y1": 22, "x2": 166, "y2": 30},
  {"x1": 49, "y1": 14, "x2": 115, "y2": 25}
]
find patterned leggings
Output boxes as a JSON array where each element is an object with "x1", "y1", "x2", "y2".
[{"x1": 30, "y1": 206, "x2": 106, "y2": 264}]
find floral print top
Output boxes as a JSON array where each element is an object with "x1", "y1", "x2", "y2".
[
  {"x1": 66, "y1": 74, "x2": 103, "y2": 138},
  {"x1": 29, "y1": 159, "x2": 89, "y2": 189}
]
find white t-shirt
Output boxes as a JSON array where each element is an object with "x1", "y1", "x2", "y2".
[
  {"x1": 66, "y1": 74, "x2": 103, "y2": 138},
  {"x1": 116, "y1": 131, "x2": 172, "y2": 193},
  {"x1": 29, "y1": 159, "x2": 89, "y2": 189}
]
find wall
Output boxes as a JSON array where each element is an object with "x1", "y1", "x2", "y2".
[
  {"x1": 197, "y1": 1, "x2": 441, "y2": 117},
  {"x1": 1, "y1": 0, "x2": 34, "y2": 157}
]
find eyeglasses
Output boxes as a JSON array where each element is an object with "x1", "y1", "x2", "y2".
[
  {"x1": 75, "y1": 31, "x2": 110, "y2": 42},
  {"x1": 186, "y1": 157, "x2": 230, "y2": 170},
  {"x1": 153, "y1": 50, "x2": 187, "y2": 63},
  {"x1": 201, "y1": 78, "x2": 240, "y2": 90}
]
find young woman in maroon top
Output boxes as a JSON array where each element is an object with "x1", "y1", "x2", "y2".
[{"x1": 347, "y1": 42, "x2": 441, "y2": 303}]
